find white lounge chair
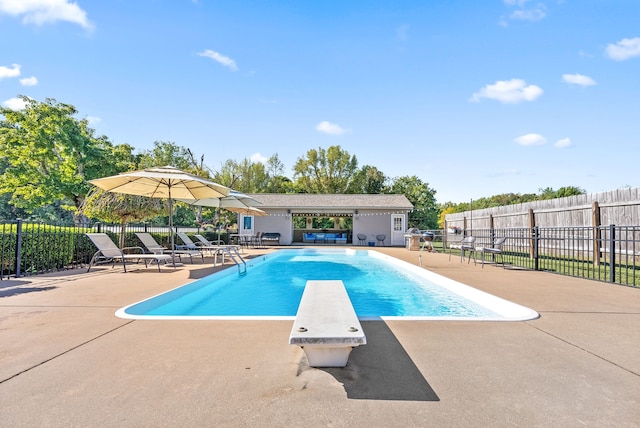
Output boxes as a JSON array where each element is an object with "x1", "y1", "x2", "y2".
[
  {"x1": 86, "y1": 233, "x2": 173, "y2": 272},
  {"x1": 176, "y1": 232, "x2": 228, "y2": 265},
  {"x1": 135, "y1": 232, "x2": 204, "y2": 264},
  {"x1": 194, "y1": 234, "x2": 240, "y2": 252}
]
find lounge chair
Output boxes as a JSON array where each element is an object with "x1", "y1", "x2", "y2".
[
  {"x1": 176, "y1": 232, "x2": 228, "y2": 265},
  {"x1": 177, "y1": 232, "x2": 219, "y2": 252},
  {"x1": 86, "y1": 233, "x2": 173, "y2": 272},
  {"x1": 135, "y1": 232, "x2": 204, "y2": 264},
  {"x1": 448, "y1": 236, "x2": 477, "y2": 264},
  {"x1": 194, "y1": 234, "x2": 241, "y2": 252},
  {"x1": 479, "y1": 237, "x2": 507, "y2": 268}
]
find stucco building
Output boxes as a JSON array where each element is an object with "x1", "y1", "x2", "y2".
[{"x1": 237, "y1": 194, "x2": 413, "y2": 246}]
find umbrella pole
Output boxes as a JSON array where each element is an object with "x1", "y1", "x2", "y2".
[
  {"x1": 169, "y1": 186, "x2": 176, "y2": 267},
  {"x1": 216, "y1": 208, "x2": 221, "y2": 244}
]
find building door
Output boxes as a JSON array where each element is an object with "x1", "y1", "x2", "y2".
[{"x1": 391, "y1": 214, "x2": 405, "y2": 246}]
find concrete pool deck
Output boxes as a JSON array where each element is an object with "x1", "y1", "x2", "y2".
[{"x1": 1, "y1": 246, "x2": 639, "y2": 427}]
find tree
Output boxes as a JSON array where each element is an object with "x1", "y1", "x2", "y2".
[
  {"x1": 293, "y1": 145, "x2": 358, "y2": 193},
  {"x1": 0, "y1": 96, "x2": 136, "y2": 217},
  {"x1": 350, "y1": 165, "x2": 387, "y2": 194},
  {"x1": 137, "y1": 141, "x2": 193, "y2": 171},
  {"x1": 538, "y1": 186, "x2": 585, "y2": 199},
  {"x1": 80, "y1": 188, "x2": 167, "y2": 248},
  {"x1": 387, "y1": 176, "x2": 438, "y2": 229}
]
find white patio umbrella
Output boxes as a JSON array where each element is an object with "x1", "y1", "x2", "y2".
[
  {"x1": 175, "y1": 190, "x2": 264, "y2": 212},
  {"x1": 89, "y1": 165, "x2": 231, "y2": 259},
  {"x1": 177, "y1": 190, "x2": 267, "y2": 241}
]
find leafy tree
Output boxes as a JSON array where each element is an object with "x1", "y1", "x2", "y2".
[
  {"x1": 350, "y1": 165, "x2": 387, "y2": 194},
  {"x1": 437, "y1": 205, "x2": 456, "y2": 228},
  {"x1": 387, "y1": 176, "x2": 438, "y2": 229},
  {"x1": 80, "y1": 188, "x2": 167, "y2": 247},
  {"x1": 293, "y1": 145, "x2": 358, "y2": 194},
  {"x1": 0, "y1": 96, "x2": 135, "y2": 218},
  {"x1": 538, "y1": 186, "x2": 585, "y2": 199},
  {"x1": 137, "y1": 141, "x2": 193, "y2": 170},
  {"x1": 214, "y1": 158, "x2": 271, "y2": 193},
  {"x1": 264, "y1": 154, "x2": 296, "y2": 193}
]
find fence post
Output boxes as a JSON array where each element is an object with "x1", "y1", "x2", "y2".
[
  {"x1": 96, "y1": 222, "x2": 102, "y2": 233},
  {"x1": 609, "y1": 224, "x2": 616, "y2": 283},
  {"x1": 592, "y1": 201, "x2": 601, "y2": 267},
  {"x1": 533, "y1": 226, "x2": 539, "y2": 271},
  {"x1": 14, "y1": 218, "x2": 23, "y2": 278},
  {"x1": 528, "y1": 209, "x2": 535, "y2": 259}
]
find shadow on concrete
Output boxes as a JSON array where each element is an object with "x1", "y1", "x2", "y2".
[
  {"x1": 188, "y1": 266, "x2": 218, "y2": 280},
  {"x1": 0, "y1": 285, "x2": 57, "y2": 298},
  {"x1": 322, "y1": 321, "x2": 439, "y2": 401}
]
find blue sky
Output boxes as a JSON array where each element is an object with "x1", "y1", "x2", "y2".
[{"x1": 1, "y1": 0, "x2": 639, "y2": 204}]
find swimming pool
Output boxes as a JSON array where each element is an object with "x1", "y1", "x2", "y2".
[{"x1": 116, "y1": 249, "x2": 538, "y2": 321}]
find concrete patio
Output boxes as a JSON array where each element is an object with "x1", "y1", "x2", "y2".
[{"x1": 1, "y1": 247, "x2": 639, "y2": 427}]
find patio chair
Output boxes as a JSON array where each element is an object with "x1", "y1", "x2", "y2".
[
  {"x1": 86, "y1": 233, "x2": 173, "y2": 272},
  {"x1": 479, "y1": 237, "x2": 507, "y2": 269},
  {"x1": 357, "y1": 234, "x2": 367, "y2": 246},
  {"x1": 448, "y1": 235, "x2": 477, "y2": 264},
  {"x1": 135, "y1": 232, "x2": 204, "y2": 264},
  {"x1": 376, "y1": 234, "x2": 386, "y2": 246}
]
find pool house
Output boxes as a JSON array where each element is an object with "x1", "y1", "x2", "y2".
[{"x1": 237, "y1": 193, "x2": 413, "y2": 246}]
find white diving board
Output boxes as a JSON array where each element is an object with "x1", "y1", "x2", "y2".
[{"x1": 289, "y1": 280, "x2": 366, "y2": 367}]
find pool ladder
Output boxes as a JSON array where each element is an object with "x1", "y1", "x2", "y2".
[{"x1": 224, "y1": 246, "x2": 247, "y2": 275}]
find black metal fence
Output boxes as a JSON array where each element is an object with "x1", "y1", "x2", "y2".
[
  {"x1": 1, "y1": 221, "x2": 639, "y2": 287},
  {"x1": 0, "y1": 220, "x2": 219, "y2": 280},
  {"x1": 444, "y1": 225, "x2": 640, "y2": 287}
]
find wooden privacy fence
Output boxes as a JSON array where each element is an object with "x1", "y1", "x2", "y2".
[
  {"x1": 445, "y1": 188, "x2": 640, "y2": 231},
  {"x1": 445, "y1": 188, "x2": 640, "y2": 258}
]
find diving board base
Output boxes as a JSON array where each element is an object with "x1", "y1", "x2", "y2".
[{"x1": 299, "y1": 345, "x2": 355, "y2": 368}]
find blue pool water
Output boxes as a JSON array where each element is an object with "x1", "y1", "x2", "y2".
[{"x1": 116, "y1": 249, "x2": 538, "y2": 321}]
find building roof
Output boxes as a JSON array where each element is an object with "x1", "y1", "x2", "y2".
[{"x1": 247, "y1": 193, "x2": 413, "y2": 210}]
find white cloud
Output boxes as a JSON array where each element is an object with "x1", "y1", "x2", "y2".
[
  {"x1": 502, "y1": 0, "x2": 546, "y2": 23},
  {"x1": 2, "y1": 97, "x2": 28, "y2": 110},
  {"x1": 555, "y1": 138, "x2": 572, "y2": 148},
  {"x1": 0, "y1": 0, "x2": 93, "y2": 30},
  {"x1": 0, "y1": 63, "x2": 21, "y2": 79},
  {"x1": 562, "y1": 73, "x2": 596, "y2": 86},
  {"x1": 86, "y1": 115, "x2": 101, "y2": 125},
  {"x1": 514, "y1": 133, "x2": 547, "y2": 146},
  {"x1": 315, "y1": 121, "x2": 347, "y2": 135},
  {"x1": 471, "y1": 79, "x2": 543, "y2": 103},
  {"x1": 509, "y1": 6, "x2": 546, "y2": 22},
  {"x1": 197, "y1": 49, "x2": 238, "y2": 71},
  {"x1": 19, "y1": 76, "x2": 38, "y2": 86},
  {"x1": 605, "y1": 37, "x2": 640, "y2": 61},
  {"x1": 250, "y1": 152, "x2": 268, "y2": 164}
]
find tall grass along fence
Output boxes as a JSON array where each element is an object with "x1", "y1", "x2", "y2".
[
  {"x1": 444, "y1": 226, "x2": 640, "y2": 287},
  {"x1": 0, "y1": 220, "x2": 221, "y2": 280}
]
